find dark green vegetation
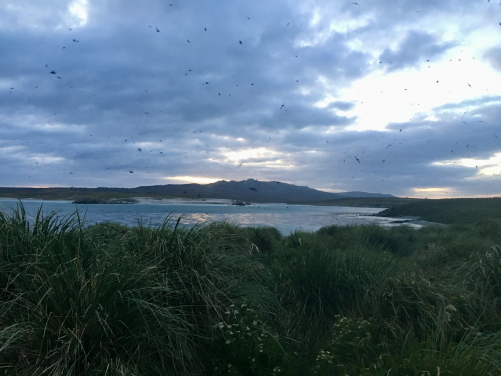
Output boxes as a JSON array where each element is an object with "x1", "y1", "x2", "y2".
[
  {"x1": 1, "y1": 204, "x2": 501, "y2": 375},
  {"x1": 379, "y1": 197, "x2": 501, "y2": 225},
  {"x1": 313, "y1": 196, "x2": 418, "y2": 208}
]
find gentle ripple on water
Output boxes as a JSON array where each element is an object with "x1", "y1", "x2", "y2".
[{"x1": 0, "y1": 198, "x2": 419, "y2": 235}]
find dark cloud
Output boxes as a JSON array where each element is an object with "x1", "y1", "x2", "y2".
[
  {"x1": 327, "y1": 101, "x2": 354, "y2": 111},
  {"x1": 484, "y1": 47, "x2": 501, "y2": 71},
  {"x1": 379, "y1": 30, "x2": 456, "y2": 71}
]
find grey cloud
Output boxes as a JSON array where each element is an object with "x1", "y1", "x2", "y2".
[
  {"x1": 0, "y1": 0, "x2": 499, "y2": 196},
  {"x1": 379, "y1": 30, "x2": 456, "y2": 71},
  {"x1": 327, "y1": 101, "x2": 354, "y2": 111},
  {"x1": 484, "y1": 47, "x2": 501, "y2": 71}
]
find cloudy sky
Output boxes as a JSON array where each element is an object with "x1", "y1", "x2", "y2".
[{"x1": 1, "y1": 0, "x2": 501, "y2": 198}]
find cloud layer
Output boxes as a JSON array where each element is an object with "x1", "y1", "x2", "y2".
[{"x1": 1, "y1": 0, "x2": 500, "y2": 197}]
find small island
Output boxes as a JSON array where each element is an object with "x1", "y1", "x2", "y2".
[
  {"x1": 231, "y1": 200, "x2": 252, "y2": 206},
  {"x1": 72, "y1": 198, "x2": 138, "y2": 204}
]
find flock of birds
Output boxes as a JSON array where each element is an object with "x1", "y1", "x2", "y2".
[{"x1": 4, "y1": 1, "x2": 501, "y2": 195}]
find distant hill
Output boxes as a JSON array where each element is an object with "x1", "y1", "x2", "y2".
[
  {"x1": 0, "y1": 179, "x2": 395, "y2": 204},
  {"x1": 129, "y1": 179, "x2": 395, "y2": 203}
]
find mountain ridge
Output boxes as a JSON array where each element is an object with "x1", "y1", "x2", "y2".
[{"x1": 128, "y1": 178, "x2": 394, "y2": 203}]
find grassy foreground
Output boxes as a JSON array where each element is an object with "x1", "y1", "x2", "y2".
[{"x1": 1, "y1": 204, "x2": 501, "y2": 375}]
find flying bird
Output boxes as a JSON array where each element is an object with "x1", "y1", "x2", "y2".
[
  {"x1": 156, "y1": 27, "x2": 160, "y2": 32},
  {"x1": 138, "y1": 148, "x2": 142, "y2": 152},
  {"x1": 354, "y1": 156, "x2": 360, "y2": 163},
  {"x1": 280, "y1": 104, "x2": 285, "y2": 109},
  {"x1": 239, "y1": 40, "x2": 242, "y2": 45},
  {"x1": 187, "y1": 39, "x2": 190, "y2": 43},
  {"x1": 130, "y1": 171, "x2": 134, "y2": 173},
  {"x1": 50, "y1": 70, "x2": 56, "y2": 74},
  {"x1": 468, "y1": 83, "x2": 471, "y2": 87},
  {"x1": 352, "y1": 2, "x2": 359, "y2": 4}
]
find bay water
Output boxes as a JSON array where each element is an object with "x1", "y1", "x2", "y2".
[{"x1": 0, "y1": 198, "x2": 418, "y2": 235}]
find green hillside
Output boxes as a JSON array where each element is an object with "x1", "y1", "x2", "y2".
[{"x1": 378, "y1": 197, "x2": 501, "y2": 225}]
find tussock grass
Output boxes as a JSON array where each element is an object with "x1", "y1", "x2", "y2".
[{"x1": 1, "y1": 203, "x2": 501, "y2": 375}]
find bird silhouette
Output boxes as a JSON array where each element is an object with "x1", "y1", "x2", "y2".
[
  {"x1": 354, "y1": 156, "x2": 360, "y2": 163},
  {"x1": 156, "y1": 27, "x2": 160, "y2": 32},
  {"x1": 130, "y1": 171, "x2": 134, "y2": 173},
  {"x1": 50, "y1": 71, "x2": 56, "y2": 74},
  {"x1": 280, "y1": 104, "x2": 285, "y2": 109},
  {"x1": 352, "y1": 2, "x2": 359, "y2": 4},
  {"x1": 138, "y1": 148, "x2": 142, "y2": 152},
  {"x1": 239, "y1": 40, "x2": 242, "y2": 45}
]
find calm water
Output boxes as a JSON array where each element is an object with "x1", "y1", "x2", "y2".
[{"x1": 0, "y1": 198, "x2": 414, "y2": 235}]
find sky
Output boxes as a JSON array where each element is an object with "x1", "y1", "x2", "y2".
[{"x1": 1, "y1": 0, "x2": 501, "y2": 198}]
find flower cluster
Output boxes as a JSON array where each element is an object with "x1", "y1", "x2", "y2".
[
  {"x1": 314, "y1": 316, "x2": 375, "y2": 375},
  {"x1": 212, "y1": 302, "x2": 287, "y2": 375}
]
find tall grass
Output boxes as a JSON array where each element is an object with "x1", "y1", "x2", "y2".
[
  {"x1": 0, "y1": 205, "x2": 274, "y2": 375},
  {"x1": 1, "y1": 204, "x2": 501, "y2": 375},
  {"x1": 270, "y1": 230, "x2": 403, "y2": 348}
]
